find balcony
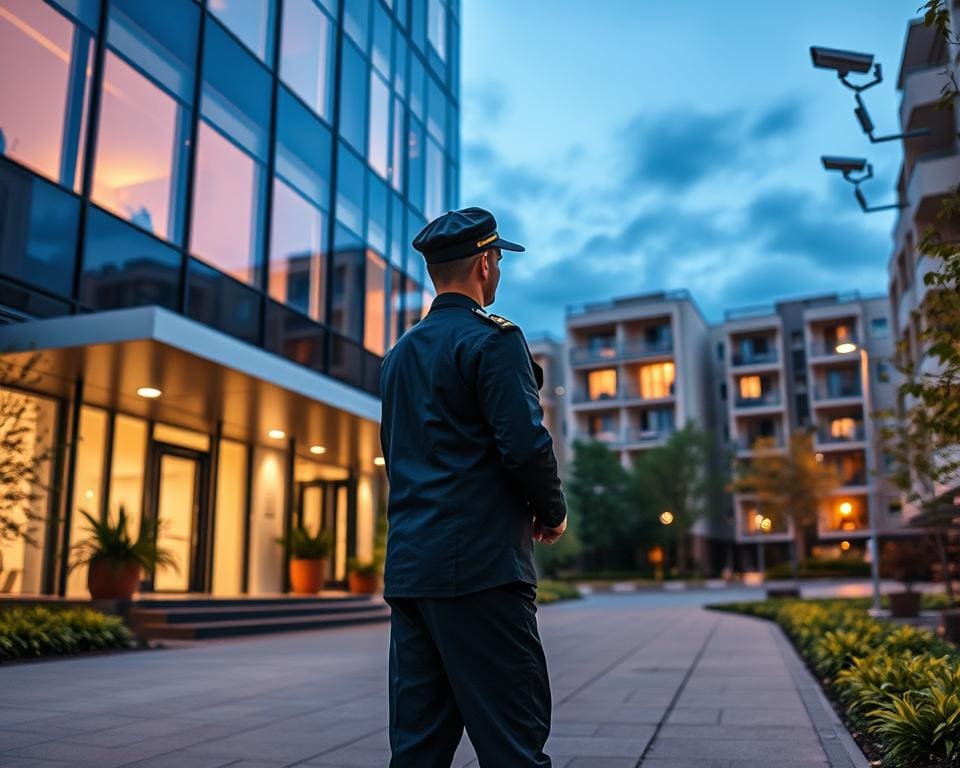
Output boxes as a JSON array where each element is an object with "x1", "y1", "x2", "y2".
[
  {"x1": 733, "y1": 391, "x2": 781, "y2": 409},
  {"x1": 571, "y1": 388, "x2": 620, "y2": 405},
  {"x1": 808, "y1": 340, "x2": 859, "y2": 359},
  {"x1": 622, "y1": 426, "x2": 673, "y2": 446},
  {"x1": 569, "y1": 339, "x2": 672, "y2": 366},
  {"x1": 816, "y1": 423, "x2": 866, "y2": 444},
  {"x1": 731, "y1": 350, "x2": 778, "y2": 367},
  {"x1": 900, "y1": 66, "x2": 950, "y2": 128},
  {"x1": 621, "y1": 380, "x2": 675, "y2": 402},
  {"x1": 813, "y1": 383, "x2": 862, "y2": 401}
]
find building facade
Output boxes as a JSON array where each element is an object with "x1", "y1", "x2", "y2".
[{"x1": 0, "y1": 0, "x2": 460, "y2": 597}]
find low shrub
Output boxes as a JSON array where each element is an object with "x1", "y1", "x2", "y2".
[
  {"x1": 765, "y1": 557, "x2": 871, "y2": 580},
  {"x1": 0, "y1": 605, "x2": 136, "y2": 662},
  {"x1": 536, "y1": 580, "x2": 582, "y2": 604},
  {"x1": 711, "y1": 597, "x2": 960, "y2": 767}
]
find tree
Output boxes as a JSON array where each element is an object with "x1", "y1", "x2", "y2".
[
  {"x1": 731, "y1": 432, "x2": 839, "y2": 580},
  {"x1": 631, "y1": 424, "x2": 714, "y2": 576},
  {"x1": 0, "y1": 351, "x2": 61, "y2": 571},
  {"x1": 564, "y1": 439, "x2": 638, "y2": 571}
]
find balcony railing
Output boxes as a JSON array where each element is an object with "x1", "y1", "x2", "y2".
[
  {"x1": 809, "y1": 339, "x2": 859, "y2": 357},
  {"x1": 734, "y1": 391, "x2": 781, "y2": 408},
  {"x1": 571, "y1": 388, "x2": 620, "y2": 404},
  {"x1": 735, "y1": 434, "x2": 784, "y2": 450},
  {"x1": 573, "y1": 382, "x2": 676, "y2": 404},
  {"x1": 816, "y1": 424, "x2": 866, "y2": 443},
  {"x1": 622, "y1": 426, "x2": 673, "y2": 445},
  {"x1": 569, "y1": 339, "x2": 673, "y2": 364},
  {"x1": 813, "y1": 383, "x2": 862, "y2": 400},
  {"x1": 622, "y1": 380, "x2": 676, "y2": 400},
  {"x1": 731, "y1": 350, "x2": 778, "y2": 367}
]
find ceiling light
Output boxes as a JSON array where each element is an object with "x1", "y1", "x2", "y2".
[
  {"x1": 310, "y1": 445, "x2": 326, "y2": 454},
  {"x1": 137, "y1": 387, "x2": 161, "y2": 398},
  {"x1": 268, "y1": 429, "x2": 285, "y2": 439}
]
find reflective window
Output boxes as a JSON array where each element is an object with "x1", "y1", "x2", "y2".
[
  {"x1": 389, "y1": 191, "x2": 405, "y2": 268},
  {"x1": 426, "y1": 75, "x2": 445, "y2": 145},
  {"x1": 394, "y1": 0, "x2": 407, "y2": 29},
  {"x1": 446, "y1": 156, "x2": 457, "y2": 210},
  {"x1": 368, "y1": 70, "x2": 391, "y2": 179},
  {"x1": 427, "y1": 0, "x2": 445, "y2": 61},
  {"x1": 0, "y1": 162, "x2": 79, "y2": 297},
  {"x1": 81, "y1": 206, "x2": 181, "y2": 311},
  {"x1": 387, "y1": 266, "x2": 401, "y2": 348},
  {"x1": 265, "y1": 298, "x2": 327, "y2": 371},
  {"x1": 208, "y1": 0, "x2": 274, "y2": 62},
  {"x1": 276, "y1": 87, "x2": 332, "y2": 206},
  {"x1": 402, "y1": 277, "x2": 422, "y2": 330},
  {"x1": 343, "y1": 0, "x2": 369, "y2": 52},
  {"x1": 336, "y1": 143, "x2": 365, "y2": 235},
  {"x1": 393, "y1": 30, "x2": 407, "y2": 97},
  {"x1": 339, "y1": 40, "x2": 368, "y2": 154},
  {"x1": 448, "y1": 16, "x2": 459, "y2": 96},
  {"x1": 367, "y1": 173, "x2": 388, "y2": 254},
  {"x1": 331, "y1": 224, "x2": 364, "y2": 341},
  {"x1": 424, "y1": 135, "x2": 444, "y2": 220},
  {"x1": 48, "y1": 0, "x2": 99, "y2": 29},
  {"x1": 390, "y1": 96, "x2": 405, "y2": 192},
  {"x1": 92, "y1": 52, "x2": 190, "y2": 241},
  {"x1": 0, "y1": 0, "x2": 93, "y2": 189},
  {"x1": 407, "y1": 116, "x2": 425, "y2": 212},
  {"x1": 186, "y1": 256, "x2": 262, "y2": 345},
  {"x1": 410, "y1": 0, "x2": 425, "y2": 51},
  {"x1": 371, "y1": 0, "x2": 391, "y2": 77},
  {"x1": 269, "y1": 177, "x2": 326, "y2": 321},
  {"x1": 408, "y1": 52, "x2": 424, "y2": 118},
  {"x1": 191, "y1": 122, "x2": 265, "y2": 285},
  {"x1": 364, "y1": 249, "x2": 387, "y2": 355},
  {"x1": 279, "y1": 0, "x2": 334, "y2": 121},
  {"x1": 201, "y1": 20, "x2": 271, "y2": 160},
  {"x1": 107, "y1": 413, "x2": 148, "y2": 537}
]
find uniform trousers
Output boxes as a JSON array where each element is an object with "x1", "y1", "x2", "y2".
[{"x1": 384, "y1": 580, "x2": 553, "y2": 767}]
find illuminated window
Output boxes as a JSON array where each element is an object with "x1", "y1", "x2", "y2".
[
  {"x1": 830, "y1": 417, "x2": 856, "y2": 440},
  {"x1": 638, "y1": 362, "x2": 675, "y2": 399},
  {"x1": 587, "y1": 369, "x2": 617, "y2": 401},
  {"x1": 739, "y1": 375, "x2": 761, "y2": 399}
]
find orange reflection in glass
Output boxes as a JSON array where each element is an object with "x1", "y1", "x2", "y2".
[
  {"x1": 269, "y1": 178, "x2": 325, "y2": 321},
  {"x1": 363, "y1": 250, "x2": 386, "y2": 355}
]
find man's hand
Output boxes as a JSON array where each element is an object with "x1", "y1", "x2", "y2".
[{"x1": 532, "y1": 515, "x2": 567, "y2": 545}]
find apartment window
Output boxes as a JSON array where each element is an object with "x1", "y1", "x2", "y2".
[
  {"x1": 209, "y1": 0, "x2": 275, "y2": 62},
  {"x1": 587, "y1": 369, "x2": 617, "y2": 401},
  {"x1": 871, "y1": 317, "x2": 889, "y2": 339},
  {"x1": 830, "y1": 417, "x2": 856, "y2": 440},
  {"x1": 279, "y1": 0, "x2": 335, "y2": 121},
  {"x1": 638, "y1": 362, "x2": 675, "y2": 399},
  {"x1": 715, "y1": 341, "x2": 724, "y2": 362},
  {"x1": 719, "y1": 382, "x2": 727, "y2": 401},
  {"x1": 790, "y1": 330, "x2": 804, "y2": 349},
  {"x1": 588, "y1": 412, "x2": 617, "y2": 442},
  {"x1": 0, "y1": 0, "x2": 95, "y2": 190},
  {"x1": 739, "y1": 375, "x2": 762, "y2": 399}
]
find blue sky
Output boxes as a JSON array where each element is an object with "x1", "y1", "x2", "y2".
[{"x1": 459, "y1": 1, "x2": 920, "y2": 336}]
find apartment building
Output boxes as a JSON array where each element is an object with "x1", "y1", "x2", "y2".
[
  {"x1": 527, "y1": 334, "x2": 569, "y2": 477},
  {"x1": 888, "y1": 16, "x2": 960, "y2": 512},
  {"x1": 0, "y1": 0, "x2": 460, "y2": 597}
]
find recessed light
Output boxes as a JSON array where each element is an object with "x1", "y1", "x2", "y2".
[
  {"x1": 373, "y1": 456, "x2": 385, "y2": 466},
  {"x1": 137, "y1": 387, "x2": 161, "y2": 398},
  {"x1": 310, "y1": 445, "x2": 326, "y2": 454},
  {"x1": 268, "y1": 429, "x2": 285, "y2": 439}
]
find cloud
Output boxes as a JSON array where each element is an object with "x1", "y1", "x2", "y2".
[
  {"x1": 462, "y1": 80, "x2": 508, "y2": 123},
  {"x1": 461, "y1": 140, "x2": 566, "y2": 203},
  {"x1": 750, "y1": 99, "x2": 804, "y2": 140}
]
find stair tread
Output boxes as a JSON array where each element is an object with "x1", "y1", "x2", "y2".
[
  {"x1": 139, "y1": 607, "x2": 390, "y2": 631},
  {"x1": 130, "y1": 599, "x2": 384, "y2": 619}
]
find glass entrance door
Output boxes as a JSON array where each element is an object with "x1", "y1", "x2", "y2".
[
  {"x1": 147, "y1": 443, "x2": 210, "y2": 592},
  {"x1": 296, "y1": 479, "x2": 354, "y2": 586}
]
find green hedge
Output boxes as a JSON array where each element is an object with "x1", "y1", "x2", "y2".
[
  {"x1": 536, "y1": 580, "x2": 582, "y2": 604},
  {"x1": 711, "y1": 598, "x2": 959, "y2": 767},
  {"x1": 764, "y1": 557, "x2": 871, "y2": 580},
  {"x1": 0, "y1": 605, "x2": 137, "y2": 662}
]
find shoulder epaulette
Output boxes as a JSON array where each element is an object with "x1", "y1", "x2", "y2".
[{"x1": 471, "y1": 307, "x2": 519, "y2": 332}]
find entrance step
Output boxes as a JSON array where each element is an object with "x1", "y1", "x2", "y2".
[{"x1": 129, "y1": 595, "x2": 391, "y2": 640}]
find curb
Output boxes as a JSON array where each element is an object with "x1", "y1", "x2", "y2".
[{"x1": 770, "y1": 623, "x2": 870, "y2": 768}]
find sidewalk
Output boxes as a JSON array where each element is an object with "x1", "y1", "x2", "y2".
[{"x1": 0, "y1": 596, "x2": 867, "y2": 767}]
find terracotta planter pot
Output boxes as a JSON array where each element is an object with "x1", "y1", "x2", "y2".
[
  {"x1": 888, "y1": 590, "x2": 922, "y2": 618},
  {"x1": 349, "y1": 572, "x2": 378, "y2": 594},
  {"x1": 87, "y1": 559, "x2": 141, "y2": 600},
  {"x1": 290, "y1": 557, "x2": 326, "y2": 594}
]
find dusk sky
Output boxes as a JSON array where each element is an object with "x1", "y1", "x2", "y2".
[{"x1": 459, "y1": 1, "x2": 920, "y2": 337}]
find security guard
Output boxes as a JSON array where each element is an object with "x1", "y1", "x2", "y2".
[{"x1": 379, "y1": 206, "x2": 568, "y2": 767}]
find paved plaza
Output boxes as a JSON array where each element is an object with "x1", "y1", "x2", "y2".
[{"x1": 0, "y1": 590, "x2": 867, "y2": 768}]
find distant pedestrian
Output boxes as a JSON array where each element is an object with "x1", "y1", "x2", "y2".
[{"x1": 379, "y1": 206, "x2": 568, "y2": 767}]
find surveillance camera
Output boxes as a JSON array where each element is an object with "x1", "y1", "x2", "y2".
[
  {"x1": 810, "y1": 46, "x2": 874, "y2": 76},
  {"x1": 821, "y1": 155, "x2": 868, "y2": 174}
]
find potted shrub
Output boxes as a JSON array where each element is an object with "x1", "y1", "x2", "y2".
[
  {"x1": 68, "y1": 505, "x2": 179, "y2": 600},
  {"x1": 880, "y1": 538, "x2": 929, "y2": 618},
  {"x1": 347, "y1": 557, "x2": 379, "y2": 594},
  {"x1": 276, "y1": 525, "x2": 331, "y2": 594}
]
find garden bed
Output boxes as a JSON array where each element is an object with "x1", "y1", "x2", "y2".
[
  {"x1": 536, "y1": 579, "x2": 583, "y2": 604},
  {"x1": 710, "y1": 596, "x2": 960, "y2": 768},
  {"x1": 0, "y1": 604, "x2": 140, "y2": 663}
]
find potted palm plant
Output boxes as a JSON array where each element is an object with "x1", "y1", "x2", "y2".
[
  {"x1": 347, "y1": 557, "x2": 379, "y2": 594},
  {"x1": 68, "y1": 505, "x2": 179, "y2": 599},
  {"x1": 276, "y1": 524, "x2": 331, "y2": 594}
]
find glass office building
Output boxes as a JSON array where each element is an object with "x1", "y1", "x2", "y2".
[{"x1": 0, "y1": 0, "x2": 459, "y2": 597}]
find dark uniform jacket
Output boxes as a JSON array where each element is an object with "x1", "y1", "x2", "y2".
[{"x1": 379, "y1": 290, "x2": 567, "y2": 598}]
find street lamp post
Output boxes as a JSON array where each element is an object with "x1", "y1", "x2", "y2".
[{"x1": 837, "y1": 341, "x2": 882, "y2": 614}]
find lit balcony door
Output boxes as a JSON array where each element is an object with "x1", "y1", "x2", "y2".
[{"x1": 150, "y1": 444, "x2": 210, "y2": 593}]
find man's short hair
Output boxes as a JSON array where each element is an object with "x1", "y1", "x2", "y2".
[{"x1": 426, "y1": 250, "x2": 484, "y2": 287}]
